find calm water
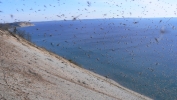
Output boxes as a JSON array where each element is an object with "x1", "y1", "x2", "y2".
[{"x1": 19, "y1": 18, "x2": 177, "y2": 100}]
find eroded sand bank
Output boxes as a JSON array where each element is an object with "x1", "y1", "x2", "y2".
[{"x1": 0, "y1": 30, "x2": 152, "y2": 100}]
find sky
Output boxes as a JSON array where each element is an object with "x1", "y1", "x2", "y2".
[{"x1": 0, "y1": 0, "x2": 177, "y2": 23}]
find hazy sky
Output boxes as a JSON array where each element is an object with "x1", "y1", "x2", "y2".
[{"x1": 0, "y1": 0, "x2": 176, "y2": 22}]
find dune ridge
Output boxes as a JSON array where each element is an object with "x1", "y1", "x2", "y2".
[{"x1": 0, "y1": 30, "x2": 151, "y2": 100}]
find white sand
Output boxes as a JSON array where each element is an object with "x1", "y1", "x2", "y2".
[{"x1": 0, "y1": 30, "x2": 152, "y2": 100}]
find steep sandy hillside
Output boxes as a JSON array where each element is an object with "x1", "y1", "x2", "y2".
[{"x1": 0, "y1": 30, "x2": 151, "y2": 100}]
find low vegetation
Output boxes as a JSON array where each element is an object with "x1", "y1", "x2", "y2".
[
  {"x1": 0, "y1": 23, "x2": 31, "y2": 42},
  {"x1": 15, "y1": 29, "x2": 31, "y2": 42},
  {"x1": 68, "y1": 59, "x2": 81, "y2": 67},
  {"x1": 0, "y1": 23, "x2": 10, "y2": 30}
]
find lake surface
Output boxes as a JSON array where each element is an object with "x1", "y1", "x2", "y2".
[{"x1": 19, "y1": 18, "x2": 177, "y2": 100}]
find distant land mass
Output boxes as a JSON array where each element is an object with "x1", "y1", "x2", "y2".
[
  {"x1": 9, "y1": 22, "x2": 34, "y2": 27},
  {"x1": 0, "y1": 21, "x2": 34, "y2": 29}
]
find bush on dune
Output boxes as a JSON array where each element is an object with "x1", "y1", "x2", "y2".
[{"x1": 16, "y1": 30, "x2": 32, "y2": 42}]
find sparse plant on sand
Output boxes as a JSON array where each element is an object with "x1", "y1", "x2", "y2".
[
  {"x1": 68, "y1": 59, "x2": 81, "y2": 67},
  {"x1": 16, "y1": 29, "x2": 31, "y2": 42}
]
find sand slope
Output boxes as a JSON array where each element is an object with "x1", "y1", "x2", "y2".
[{"x1": 0, "y1": 30, "x2": 152, "y2": 100}]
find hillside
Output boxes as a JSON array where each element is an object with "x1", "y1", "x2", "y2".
[{"x1": 0, "y1": 29, "x2": 151, "y2": 100}]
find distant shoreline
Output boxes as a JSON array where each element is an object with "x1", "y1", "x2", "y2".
[
  {"x1": 18, "y1": 22, "x2": 35, "y2": 27},
  {"x1": 5, "y1": 22, "x2": 34, "y2": 28},
  {"x1": 12, "y1": 22, "x2": 35, "y2": 28},
  {"x1": 7, "y1": 22, "x2": 34, "y2": 32}
]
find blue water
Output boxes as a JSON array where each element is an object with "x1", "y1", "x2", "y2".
[{"x1": 19, "y1": 18, "x2": 177, "y2": 100}]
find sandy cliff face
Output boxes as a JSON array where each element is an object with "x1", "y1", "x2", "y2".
[
  {"x1": 17, "y1": 22, "x2": 34, "y2": 27},
  {"x1": 0, "y1": 30, "x2": 151, "y2": 100}
]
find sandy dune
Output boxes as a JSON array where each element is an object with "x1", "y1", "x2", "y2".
[{"x1": 0, "y1": 30, "x2": 152, "y2": 100}]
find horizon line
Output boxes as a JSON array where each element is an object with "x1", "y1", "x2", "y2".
[{"x1": 1, "y1": 17, "x2": 176, "y2": 23}]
